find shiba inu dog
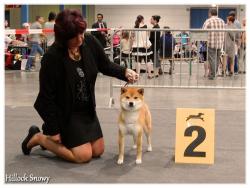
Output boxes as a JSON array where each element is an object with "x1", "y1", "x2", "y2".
[{"x1": 117, "y1": 87, "x2": 152, "y2": 165}]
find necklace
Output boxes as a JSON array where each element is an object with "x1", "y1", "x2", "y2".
[{"x1": 68, "y1": 48, "x2": 81, "y2": 61}]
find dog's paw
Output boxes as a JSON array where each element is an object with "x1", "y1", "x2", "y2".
[
  {"x1": 117, "y1": 159, "x2": 124, "y2": 165},
  {"x1": 147, "y1": 146, "x2": 152, "y2": 152},
  {"x1": 136, "y1": 159, "x2": 142, "y2": 164},
  {"x1": 132, "y1": 145, "x2": 137, "y2": 149}
]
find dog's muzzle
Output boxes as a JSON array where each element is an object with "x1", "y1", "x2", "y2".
[{"x1": 129, "y1": 102, "x2": 134, "y2": 107}]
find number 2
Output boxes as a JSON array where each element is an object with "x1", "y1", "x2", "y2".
[{"x1": 184, "y1": 126, "x2": 206, "y2": 157}]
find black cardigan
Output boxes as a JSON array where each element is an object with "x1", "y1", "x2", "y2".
[
  {"x1": 34, "y1": 33, "x2": 127, "y2": 136},
  {"x1": 149, "y1": 24, "x2": 161, "y2": 51}
]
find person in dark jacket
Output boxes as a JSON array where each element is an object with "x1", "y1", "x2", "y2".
[
  {"x1": 91, "y1": 13, "x2": 108, "y2": 48},
  {"x1": 149, "y1": 15, "x2": 161, "y2": 76},
  {"x1": 160, "y1": 26, "x2": 176, "y2": 75},
  {"x1": 21, "y1": 9, "x2": 138, "y2": 163}
]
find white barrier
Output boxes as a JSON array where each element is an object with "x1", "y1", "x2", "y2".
[{"x1": 106, "y1": 28, "x2": 246, "y2": 107}]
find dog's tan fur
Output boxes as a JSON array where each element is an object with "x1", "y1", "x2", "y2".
[{"x1": 117, "y1": 87, "x2": 152, "y2": 164}]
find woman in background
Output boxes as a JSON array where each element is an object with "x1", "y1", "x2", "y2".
[
  {"x1": 149, "y1": 15, "x2": 161, "y2": 76},
  {"x1": 132, "y1": 15, "x2": 153, "y2": 79}
]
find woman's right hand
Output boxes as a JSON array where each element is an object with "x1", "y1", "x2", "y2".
[{"x1": 125, "y1": 68, "x2": 139, "y2": 83}]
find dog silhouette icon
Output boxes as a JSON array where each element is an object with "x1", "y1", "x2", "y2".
[{"x1": 186, "y1": 113, "x2": 204, "y2": 122}]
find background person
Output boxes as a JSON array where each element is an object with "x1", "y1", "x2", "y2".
[
  {"x1": 91, "y1": 13, "x2": 108, "y2": 48},
  {"x1": 120, "y1": 31, "x2": 133, "y2": 68},
  {"x1": 21, "y1": 23, "x2": 30, "y2": 43},
  {"x1": 224, "y1": 16, "x2": 240, "y2": 76},
  {"x1": 202, "y1": 8, "x2": 225, "y2": 80},
  {"x1": 239, "y1": 18, "x2": 246, "y2": 74},
  {"x1": 132, "y1": 15, "x2": 153, "y2": 79},
  {"x1": 176, "y1": 31, "x2": 189, "y2": 58},
  {"x1": 159, "y1": 26, "x2": 176, "y2": 75},
  {"x1": 44, "y1": 12, "x2": 56, "y2": 48},
  {"x1": 149, "y1": 15, "x2": 161, "y2": 76},
  {"x1": 25, "y1": 16, "x2": 45, "y2": 71},
  {"x1": 228, "y1": 11, "x2": 241, "y2": 74}
]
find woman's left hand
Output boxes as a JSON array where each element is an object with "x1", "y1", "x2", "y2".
[{"x1": 125, "y1": 69, "x2": 139, "y2": 83}]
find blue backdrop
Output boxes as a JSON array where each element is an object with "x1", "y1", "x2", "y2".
[{"x1": 190, "y1": 8, "x2": 236, "y2": 28}]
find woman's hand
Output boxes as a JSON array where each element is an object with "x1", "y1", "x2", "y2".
[{"x1": 125, "y1": 68, "x2": 139, "y2": 83}]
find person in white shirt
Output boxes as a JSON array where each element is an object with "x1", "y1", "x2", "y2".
[
  {"x1": 26, "y1": 16, "x2": 45, "y2": 71},
  {"x1": 120, "y1": 31, "x2": 133, "y2": 68},
  {"x1": 44, "y1": 12, "x2": 56, "y2": 48},
  {"x1": 22, "y1": 22, "x2": 30, "y2": 43},
  {"x1": 132, "y1": 15, "x2": 153, "y2": 79}
]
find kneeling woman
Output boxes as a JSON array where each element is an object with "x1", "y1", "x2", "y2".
[{"x1": 21, "y1": 9, "x2": 138, "y2": 163}]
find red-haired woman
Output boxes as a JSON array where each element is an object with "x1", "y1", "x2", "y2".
[{"x1": 21, "y1": 9, "x2": 138, "y2": 163}]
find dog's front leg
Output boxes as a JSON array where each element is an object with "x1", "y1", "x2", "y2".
[
  {"x1": 117, "y1": 129, "x2": 125, "y2": 165},
  {"x1": 132, "y1": 135, "x2": 137, "y2": 149},
  {"x1": 136, "y1": 129, "x2": 143, "y2": 164}
]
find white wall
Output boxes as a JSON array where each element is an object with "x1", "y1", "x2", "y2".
[
  {"x1": 94, "y1": 5, "x2": 190, "y2": 29},
  {"x1": 94, "y1": 5, "x2": 245, "y2": 29}
]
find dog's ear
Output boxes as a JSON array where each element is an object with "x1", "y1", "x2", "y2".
[
  {"x1": 137, "y1": 88, "x2": 144, "y2": 95},
  {"x1": 121, "y1": 87, "x2": 127, "y2": 94}
]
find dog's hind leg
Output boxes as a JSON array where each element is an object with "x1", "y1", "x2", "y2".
[
  {"x1": 136, "y1": 130, "x2": 143, "y2": 164},
  {"x1": 145, "y1": 131, "x2": 152, "y2": 152},
  {"x1": 117, "y1": 130, "x2": 125, "y2": 165},
  {"x1": 144, "y1": 106, "x2": 152, "y2": 152}
]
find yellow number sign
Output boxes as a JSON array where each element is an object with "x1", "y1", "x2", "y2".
[{"x1": 175, "y1": 108, "x2": 215, "y2": 164}]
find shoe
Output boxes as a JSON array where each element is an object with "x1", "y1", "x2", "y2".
[
  {"x1": 22, "y1": 125, "x2": 40, "y2": 155},
  {"x1": 238, "y1": 71, "x2": 246, "y2": 74},
  {"x1": 208, "y1": 76, "x2": 215, "y2": 80}
]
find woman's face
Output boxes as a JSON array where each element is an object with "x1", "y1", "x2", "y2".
[
  {"x1": 68, "y1": 33, "x2": 84, "y2": 48},
  {"x1": 227, "y1": 19, "x2": 232, "y2": 25},
  {"x1": 150, "y1": 17, "x2": 155, "y2": 25},
  {"x1": 141, "y1": 18, "x2": 144, "y2": 24}
]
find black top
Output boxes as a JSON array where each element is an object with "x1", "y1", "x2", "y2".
[
  {"x1": 149, "y1": 24, "x2": 161, "y2": 51},
  {"x1": 91, "y1": 22, "x2": 108, "y2": 48},
  {"x1": 92, "y1": 21, "x2": 107, "y2": 30},
  {"x1": 60, "y1": 57, "x2": 103, "y2": 148},
  {"x1": 34, "y1": 33, "x2": 128, "y2": 136},
  {"x1": 134, "y1": 24, "x2": 147, "y2": 29},
  {"x1": 159, "y1": 33, "x2": 176, "y2": 58},
  {"x1": 69, "y1": 58, "x2": 91, "y2": 112}
]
